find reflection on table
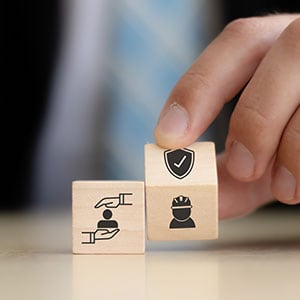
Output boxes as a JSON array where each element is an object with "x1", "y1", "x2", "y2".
[{"x1": 0, "y1": 209, "x2": 299, "y2": 300}]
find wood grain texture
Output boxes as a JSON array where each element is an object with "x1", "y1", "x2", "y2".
[
  {"x1": 73, "y1": 181, "x2": 145, "y2": 254},
  {"x1": 145, "y1": 142, "x2": 218, "y2": 240}
]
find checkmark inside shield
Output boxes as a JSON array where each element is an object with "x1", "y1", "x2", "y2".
[{"x1": 164, "y1": 148, "x2": 195, "y2": 179}]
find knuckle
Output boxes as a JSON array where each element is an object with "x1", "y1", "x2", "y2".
[
  {"x1": 224, "y1": 17, "x2": 264, "y2": 39},
  {"x1": 183, "y1": 69, "x2": 212, "y2": 90},
  {"x1": 170, "y1": 70, "x2": 211, "y2": 103},
  {"x1": 242, "y1": 101, "x2": 271, "y2": 126},
  {"x1": 230, "y1": 99, "x2": 271, "y2": 141}
]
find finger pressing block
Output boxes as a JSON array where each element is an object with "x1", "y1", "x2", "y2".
[
  {"x1": 72, "y1": 181, "x2": 145, "y2": 254},
  {"x1": 145, "y1": 142, "x2": 218, "y2": 240}
]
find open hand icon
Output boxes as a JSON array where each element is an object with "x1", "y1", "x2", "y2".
[
  {"x1": 81, "y1": 228, "x2": 120, "y2": 244},
  {"x1": 94, "y1": 228, "x2": 120, "y2": 240}
]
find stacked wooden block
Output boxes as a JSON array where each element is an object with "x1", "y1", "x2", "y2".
[{"x1": 73, "y1": 142, "x2": 218, "y2": 254}]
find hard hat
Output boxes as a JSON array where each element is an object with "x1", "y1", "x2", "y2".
[{"x1": 171, "y1": 195, "x2": 192, "y2": 209}]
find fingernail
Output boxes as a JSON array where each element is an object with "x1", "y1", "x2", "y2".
[
  {"x1": 156, "y1": 103, "x2": 188, "y2": 138},
  {"x1": 272, "y1": 165, "x2": 296, "y2": 202},
  {"x1": 226, "y1": 141, "x2": 255, "y2": 179}
]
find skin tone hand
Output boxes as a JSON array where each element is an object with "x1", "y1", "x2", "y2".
[{"x1": 154, "y1": 14, "x2": 300, "y2": 219}]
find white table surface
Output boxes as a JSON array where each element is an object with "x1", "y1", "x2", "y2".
[{"x1": 0, "y1": 209, "x2": 299, "y2": 300}]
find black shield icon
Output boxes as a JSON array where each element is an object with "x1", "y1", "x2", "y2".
[{"x1": 164, "y1": 148, "x2": 195, "y2": 179}]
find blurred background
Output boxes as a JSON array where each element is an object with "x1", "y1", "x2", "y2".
[{"x1": 3, "y1": 0, "x2": 300, "y2": 212}]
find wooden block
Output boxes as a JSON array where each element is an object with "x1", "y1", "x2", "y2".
[
  {"x1": 73, "y1": 181, "x2": 145, "y2": 254},
  {"x1": 145, "y1": 142, "x2": 218, "y2": 240}
]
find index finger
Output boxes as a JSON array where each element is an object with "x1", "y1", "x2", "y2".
[{"x1": 154, "y1": 15, "x2": 298, "y2": 149}]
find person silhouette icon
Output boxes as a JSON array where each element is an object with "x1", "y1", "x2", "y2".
[
  {"x1": 81, "y1": 209, "x2": 120, "y2": 244},
  {"x1": 98, "y1": 209, "x2": 118, "y2": 229},
  {"x1": 169, "y1": 195, "x2": 196, "y2": 229}
]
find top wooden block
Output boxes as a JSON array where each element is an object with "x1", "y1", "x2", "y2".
[{"x1": 145, "y1": 142, "x2": 217, "y2": 187}]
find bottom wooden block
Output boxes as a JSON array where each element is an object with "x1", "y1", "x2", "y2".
[
  {"x1": 146, "y1": 185, "x2": 218, "y2": 240},
  {"x1": 72, "y1": 181, "x2": 145, "y2": 254}
]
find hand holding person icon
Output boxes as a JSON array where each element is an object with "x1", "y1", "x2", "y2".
[
  {"x1": 95, "y1": 209, "x2": 120, "y2": 240},
  {"x1": 81, "y1": 209, "x2": 120, "y2": 243}
]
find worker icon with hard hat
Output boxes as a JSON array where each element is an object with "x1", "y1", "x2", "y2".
[{"x1": 169, "y1": 195, "x2": 196, "y2": 229}]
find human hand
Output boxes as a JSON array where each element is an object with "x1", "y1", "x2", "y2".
[{"x1": 154, "y1": 14, "x2": 300, "y2": 219}]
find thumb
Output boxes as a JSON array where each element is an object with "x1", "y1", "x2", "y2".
[{"x1": 154, "y1": 15, "x2": 294, "y2": 149}]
